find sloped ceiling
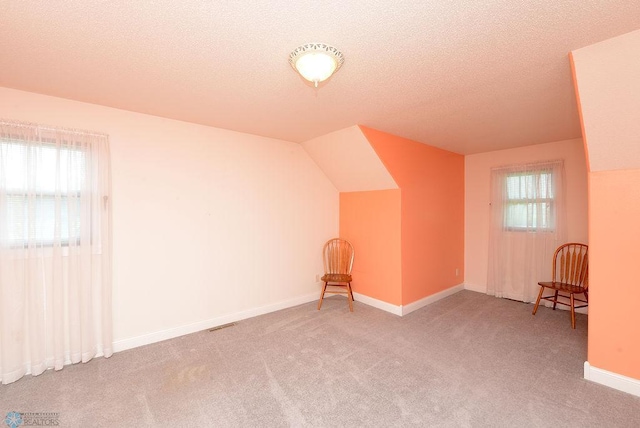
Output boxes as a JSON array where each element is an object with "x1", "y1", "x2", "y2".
[
  {"x1": 572, "y1": 29, "x2": 640, "y2": 172},
  {"x1": 1, "y1": 1, "x2": 639, "y2": 154},
  {"x1": 302, "y1": 126, "x2": 397, "y2": 192}
]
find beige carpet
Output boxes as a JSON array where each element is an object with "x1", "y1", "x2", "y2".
[{"x1": 1, "y1": 290, "x2": 639, "y2": 427}]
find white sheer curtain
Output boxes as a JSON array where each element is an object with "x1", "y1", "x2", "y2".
[
  {"x1": 0, "y1": 120, "x2": 112, "y2": 384},
  {"x1": 487, "y1": 160, "x2": 567, "y2": 303}
]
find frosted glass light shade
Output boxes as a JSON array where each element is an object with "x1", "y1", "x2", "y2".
[{"x1": 289, "y1": 43, "x2": 344, "y2": 87}]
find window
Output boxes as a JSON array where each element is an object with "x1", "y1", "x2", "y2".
[
  {"x1": 487, "y1": 160, "x2": 566, "y2": 302},
  {"x1": 2, "y1": 140, "x2": 86, "y2": 247},
  {"x1": 0, "y1": 120, "x2": 112, "y2": 384},
  {"x1": 503, "y1": 168, "x2": 556, "y2": 231}
]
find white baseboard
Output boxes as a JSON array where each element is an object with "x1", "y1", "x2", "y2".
[
  {"x1": 113, "y1": 292, "x2": 318, "y2": 353},
  {"x1": 114, "y1": 284, "x2": 466, "y2": 353},
  {"x1": 584, "y1": 361, "x2": 640, "y2": 397},
  {"x1": 401, "y1": 284, "x2": 465, "y2": 316},
  {"x1": 353, "y1": 284, "x2": 465, "y2": 317},
  {"x1": 463, "y1": 283, "x2": 486, "y2": 293},
  {"x1": 470, "y1": 283, "x2": 588, "y2": 314},
  {"x1": 352, "y1": 292, "x2": 402, "y2": 316}
]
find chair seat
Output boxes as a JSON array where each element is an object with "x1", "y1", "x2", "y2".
[
  {"x1": 321, "y1": 273, "x2": 352, "y2": 283},
  {"x1": 538, "y1": 281, "x2": 586, "y2": 294}
]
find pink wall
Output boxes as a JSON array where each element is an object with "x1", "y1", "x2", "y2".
[
  {"x1": 340, "y1": 190, "x2": 402, "y2": 305},
  {"x1": 464, "y1": 139, "x2": 588, "y2": 293},
  {"x1": 360, "y1": 127, "x2": 465, "y2": 305},
  {"x1": 572, "y1": 29, "x2": 640, "y2": 381},
  {"x1": 0, "y1": 87, "x2": 339, "y2": 351}
]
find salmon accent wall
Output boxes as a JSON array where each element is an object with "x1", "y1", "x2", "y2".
[
  {"x1": 588, "y1": 170, "x2": 640, "y2": 380},
  {"x1": 572, "y1": 29, "x2": 640, "y2": 382},
  {"x1": 465, "y1": 138, "x2": 588, "y2": 293},
  {"x1": 340, "y1": 190, "x2": 402, "y2": 305},
  {"x1": 360, "y1": 126, "x2": 464, "y2": 305}
]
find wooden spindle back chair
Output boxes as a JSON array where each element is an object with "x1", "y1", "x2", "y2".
[
  {"x1": 532, "y1": 243, "x2": 588, "y2": 328},
  {"x1": 317, "y1": 238, "x2": 355, "y2": 312}
]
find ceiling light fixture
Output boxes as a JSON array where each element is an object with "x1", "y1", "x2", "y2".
[{"x1": 289, "y1": 43, "x2": 344, "y2": 88}]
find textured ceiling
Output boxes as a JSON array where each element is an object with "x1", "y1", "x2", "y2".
[{"x1": 1, "y1": 1, "x2": 639, "y2": 154}]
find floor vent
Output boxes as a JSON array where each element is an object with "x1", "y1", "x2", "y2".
[{"x1": 208, "y1": 322, "x2": 236, "y2": 332}]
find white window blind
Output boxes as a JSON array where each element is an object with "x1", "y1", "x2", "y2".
[
  {"x1": 503, "y1": 168, "x2": 555, "y2": 231},
  {"x1": 2, "y1": 140, "x2": 85, "y2": 246}
]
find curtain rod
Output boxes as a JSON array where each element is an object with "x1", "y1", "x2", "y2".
[
  {"x1": 490, "y1": 159, "x2": 563, "y2": 172},
  {"x1": 0, "y1": 119, "x2": 108, "y2": 138}
]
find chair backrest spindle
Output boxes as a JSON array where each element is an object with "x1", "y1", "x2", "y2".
[
  {"x1": 552, "y1": 243, "x2": 588, "y2": 288},
  {"x1": 323, "y1": 238, "x2": 354, "y2": 275}
]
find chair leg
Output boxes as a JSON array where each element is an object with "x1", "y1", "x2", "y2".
[
  {"x1": 348, "y1": 282, "x2": 354, "y2": 302},
  {"x1": 317, "y1": 282, "x2": 327, "y2": 310},
  {"x1": 532, "y1": 286, "x2": 545, "y2": 315},
  {"x1": 570, "y1": 293, "x2": 576, "y2": 329},
  {"x1": 552, "y1": 290, "x2": 559, "y2": 310},
  {"x1": 584, "y1": 290, "x2": 588, "y2": 303},
  {"x1": 346, "y1": 283, "x2": 354, "y2": 312}
]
